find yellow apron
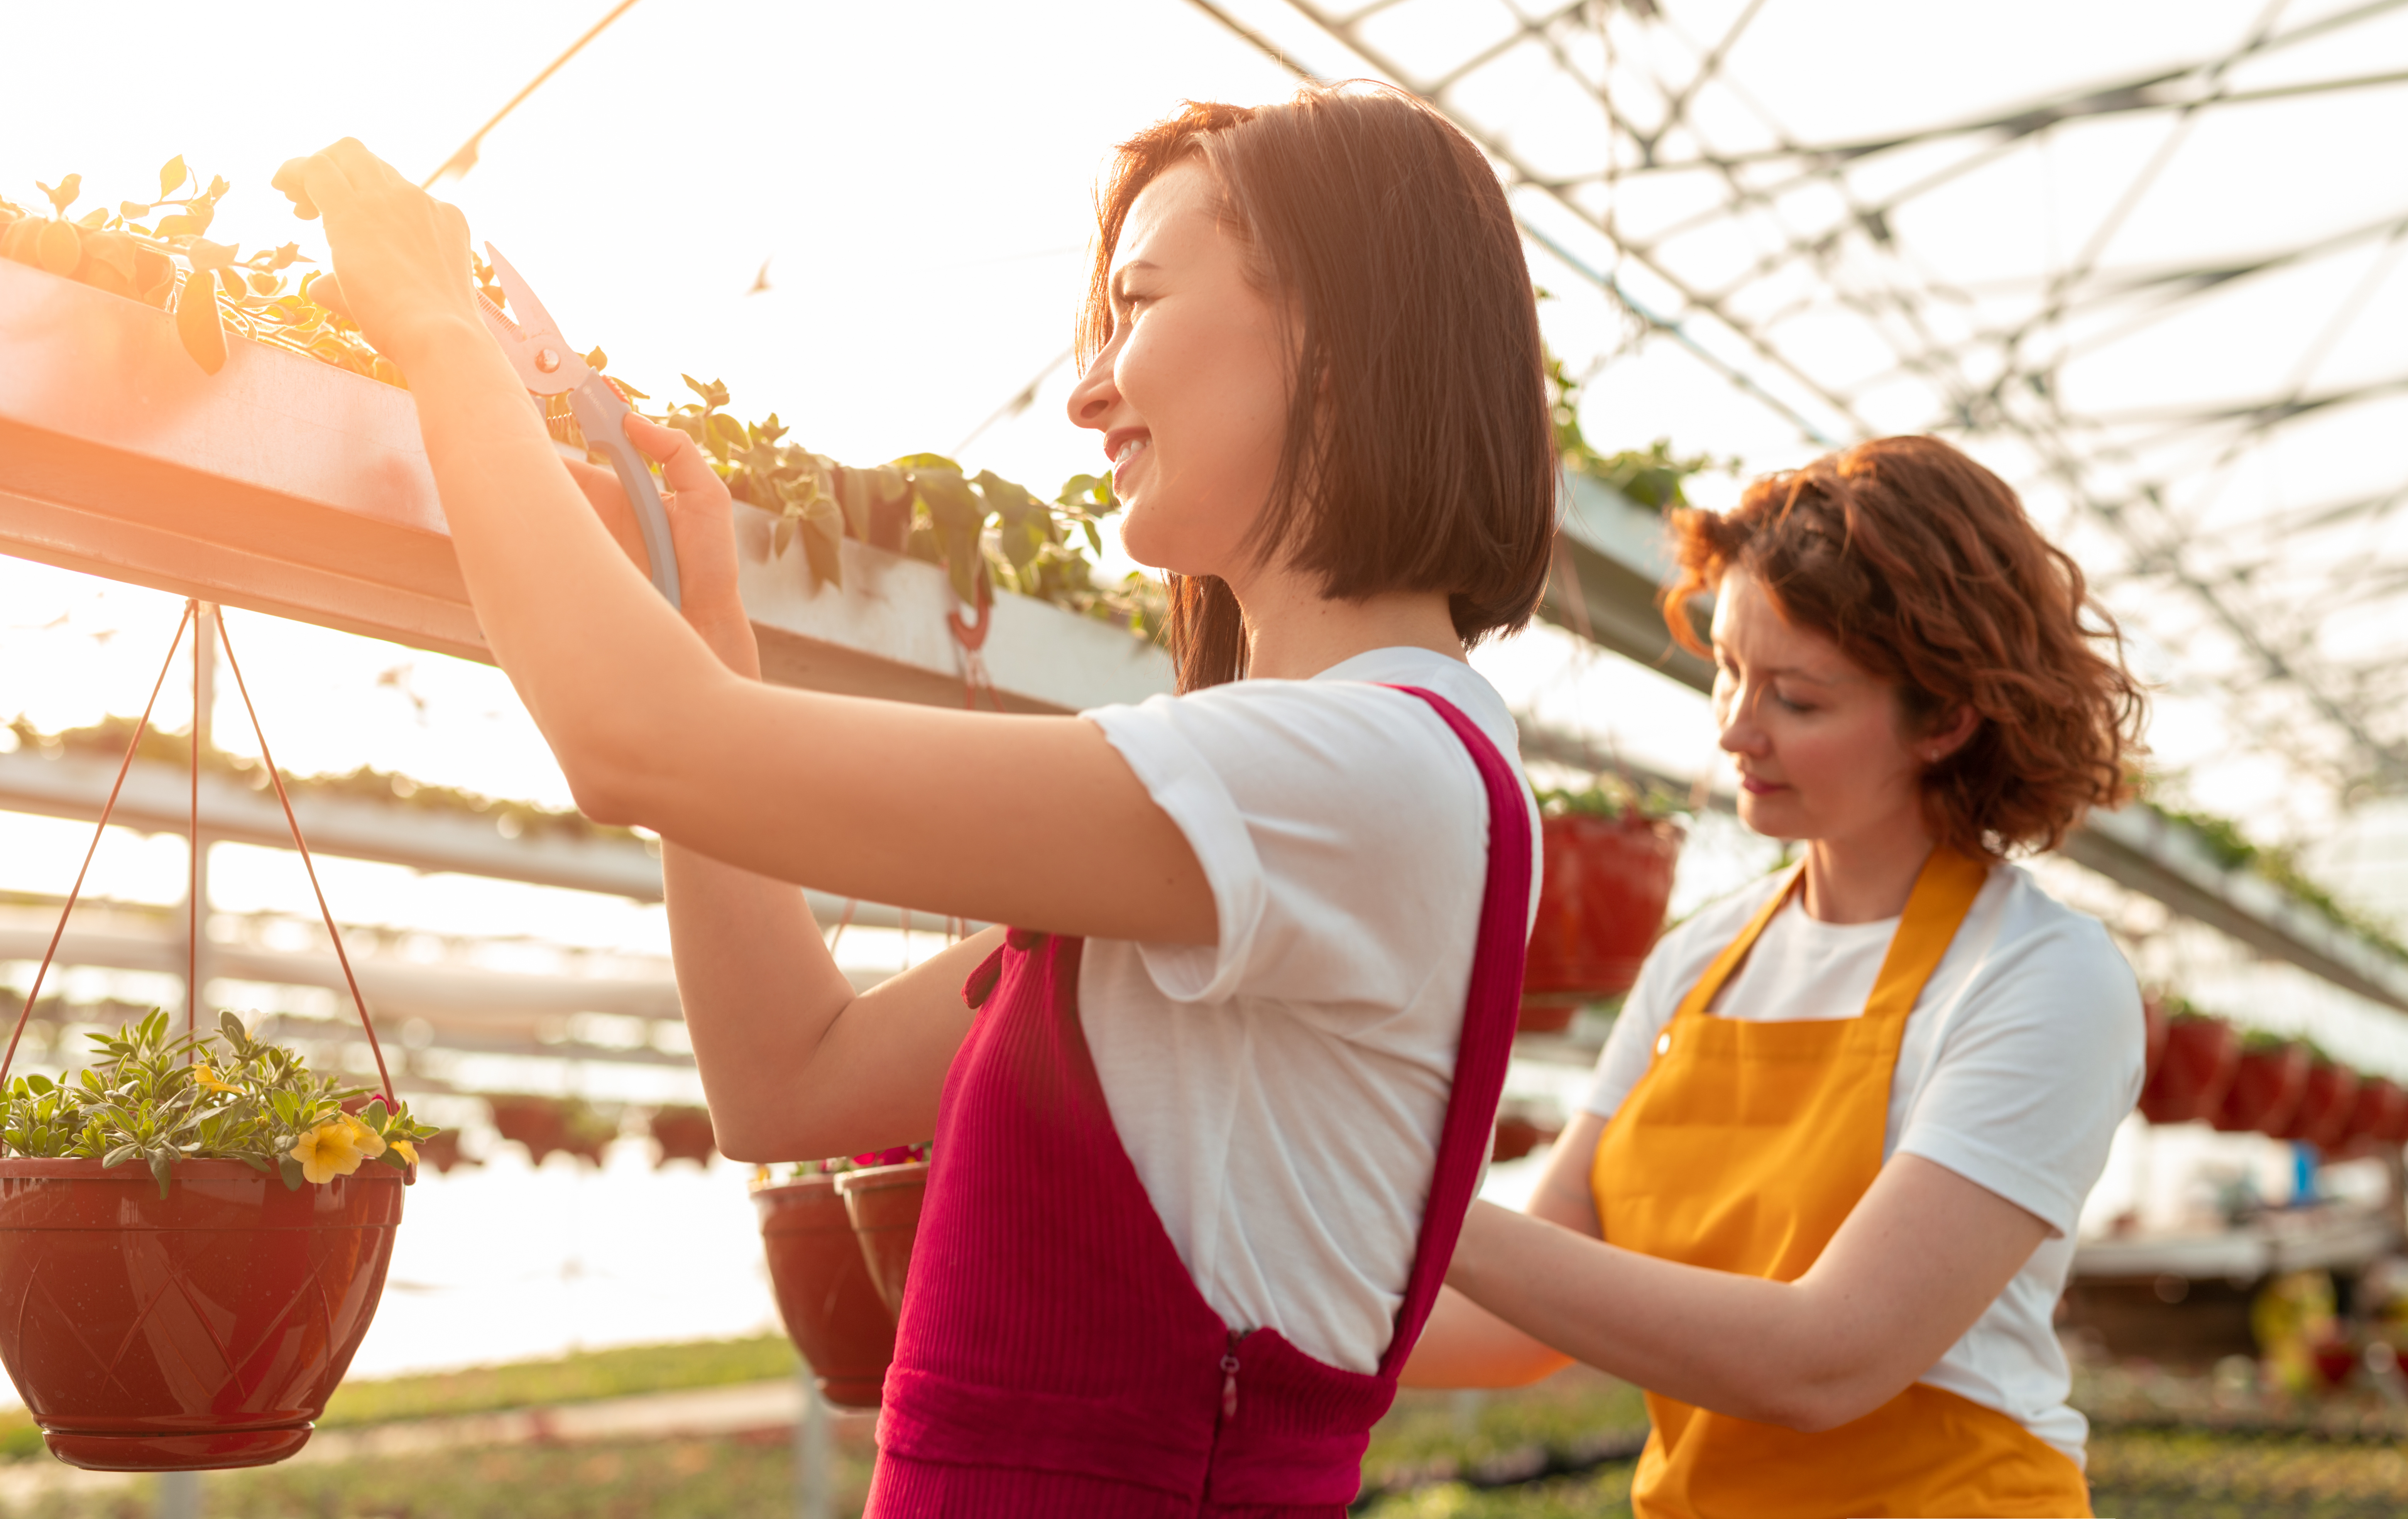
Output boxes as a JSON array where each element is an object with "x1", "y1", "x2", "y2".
[{"x1": 1591, "y1": 850, "x2": 2092, "y2": 1518}]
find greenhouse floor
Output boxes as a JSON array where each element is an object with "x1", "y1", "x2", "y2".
[{"x1": 0, "y1": 1347, "x2": 2404, "y2": 1516}]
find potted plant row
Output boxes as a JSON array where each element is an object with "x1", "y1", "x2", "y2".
[
  {"x1": 0, "y1": 1011, "x2": 436, "y2": 1471},
  {"x1": 2134, "y1": 997, "x2": 2408, "y2": 1154},
  {"x1": 1519, "y1": 781, "x2": 1685, "y2": 1033},
  {"x1": 2, "y1": 162, "x2": 1162, "y2": 634},
  {"x1": 752, "y1": 1143, "x2": 930, "y2": 1411}
]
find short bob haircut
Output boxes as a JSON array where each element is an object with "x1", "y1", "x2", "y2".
[
  {"x1": 1661, "y1": 436, "x2": 2146, "y2": 858},
  {"x1": 1080, "y1": 85, "x2": 1557, "y2": 691}
]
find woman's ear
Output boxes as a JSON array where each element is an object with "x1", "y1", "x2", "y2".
[{"x1": 1921, "y1": 703, "x2": 1980, "y2": 765}]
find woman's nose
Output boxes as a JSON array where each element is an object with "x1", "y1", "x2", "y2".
[
  {"x1": 1717, "y1": 700, "x2": 1767, "y2": 757},
  {"x1": 1065, "y1": 350, "x2": 1119, "y2": 430}
]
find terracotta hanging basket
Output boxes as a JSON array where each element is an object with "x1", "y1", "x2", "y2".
[
  {"x1": 2211, "y1": 1040, "x2": 2312, "y2": 1135},
  {"x1": 754, "y1": 1174, "x2": 896, "y2": 1410},
  {"x1": 836, "y1": 1160, "x2": 930, "y2": 1318},
  {"x1": 2272, "y1": 1058, "x2": 2361, "y2": 1151},
  {"x1": 0, "y1": 1159, "x2": 401, "y2": 1470},
  {"x1": 0, "y1": 602, "x2": 413, "y2": 1472},
  {"x1": 2336, "y1": 1077, "x2": 2408, "y2": 1156},
  {"x1": 2137, "y1": 1014, "x2": 2241, "y2": 1124},
  {"x1": 1520, "y1": 813, "x2": 1683, "y2": 1030},
  {"x1": 649, "y1": 1106, "x2": 717, "y2": 1169}
]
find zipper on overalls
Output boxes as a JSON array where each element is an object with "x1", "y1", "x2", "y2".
[{"x1": 1219, "y1": 1329, "x2": 1244, "y2": 1423}]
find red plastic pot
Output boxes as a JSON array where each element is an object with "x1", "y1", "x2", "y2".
[
  {"x1": 2335, "y1": 1078, "x2": 2408, "y2": 1157},
  {"x1": 2137, "y1": 1016, "x2": 2241, "y2": 1124},
  {"x1": 1492, "y1": 1115, "x2": 1543, "y2": 1164},
  {"x1": 2274, "y1": 1061, "x2": 2362, "y2": 1151},
  {"x1": 2211, "y1": 1042, "x2": 2312, "y2": 1135},
  {"x1": 649, "y1": 1107, "x2": 717, "y2": 1169},
  {"x1": 0, "y1": 1159, "x2": 402, "y2": 1472},
  {"x1": 2141, "y1": 997, "x2": 2171, "y2": 1090},
  {"x1": 836, "y1": 1161, "x2": 929, "y2": 1319},
  {"x1": 1522, "y1": 814, "x2": 1683, "y2": 1020},
  {"x1": 487, "y1": 1096, "x2": 567, "y2": 1164},
  {"x1": 754, "y1": 1175, "x2": 895, "y2": 1410}
]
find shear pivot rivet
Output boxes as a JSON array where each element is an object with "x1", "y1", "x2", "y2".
[{"x1": 534, "y1": 347, "x2": 562, "y2": 374}]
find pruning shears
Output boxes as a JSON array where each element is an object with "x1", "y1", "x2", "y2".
[{"x1": 473, "y1": 242, "x2": 680, "y2": 608}]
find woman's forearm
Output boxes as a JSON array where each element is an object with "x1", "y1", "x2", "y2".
[
  {"x1": 1448, "y1": 1204, "x2": 1849, "y2": 1426},
  {"x1": 1446, "y1": 1155, "x2": 2048, "y2": 1431}
]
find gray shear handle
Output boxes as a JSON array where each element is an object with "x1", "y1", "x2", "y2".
[{"x1": 569, "y1": 373, "x2": 682, "y2": 608}]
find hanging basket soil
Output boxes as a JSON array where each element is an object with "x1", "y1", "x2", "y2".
[
  {"x1": 0, "y1": 1159, "x2": 400, "y2": 1470},
  {"x1": 2210, "y1": 1041, "x2": 2312, "y2": 1135},
  {"x1": 835, "y1": 1161, "x2": 930, "y2": 1318},
  {"x1": 2272, "y1": 1059, "x2": 2361, "y2": 1151},
  {"x1": 2137, "y1": 1015, "x2": 2241, "y2": 1124},
  {"x1": 754, "y1": 1175, "x2": 895, "y2": 1411},
  {"x1": 1521, "y1": 813, "x2": 1683, "y2": 1028}
]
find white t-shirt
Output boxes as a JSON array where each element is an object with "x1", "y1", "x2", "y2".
[
  {"x1": 1079, "y1": 647, "x2": 1539, "y2": 1374},
  {"x1": 1583, "y1": 862, "x2": 2143, "y2": 1465}
]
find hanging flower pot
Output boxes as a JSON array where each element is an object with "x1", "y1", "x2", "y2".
[
  {"x1": 1521, "y1": 793, "x2": 1684, "y2": 1031},
  {"x1": 2334, "y1": 1077, "x2": 2408, "y2": 1158},
  {"x1": 487, "y1": 1096, "x2": 567, "y2": 1165},
  {"x1": 0, "y1": 1155, "x2": 401, "y2": 1470},
  {"x1": 836, "y1": 1152, "x2": 932, "y2": 1318},
  {"x1": 2140, "y1": 994, "x2": 2170, "y2": 1089},
  {"x1": 0, "y1": 602, "x2": 436, "y2": 1472},
  {"x1": 753, "y1": 1171, "x2": 896, "y2": 1411},
  {"x1": 649, "y1": 1106, "x2": 717, "y2": 1169},
  {"x1": 413, "y1": 1128, "x2": 472, "y2": 1174},
  {"x1": 2211, "y1": 1036, "x2": 2312, "y2": 1136},
  {"x1": 2137, "y1": 1008, "x2": 2240, "y2": 1124},
  {"x1": 2273, "y1": 1056, "x2": 2361, "y2": 1152}
]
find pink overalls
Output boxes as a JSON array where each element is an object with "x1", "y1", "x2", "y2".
[{"x1": 867, "y1": 687, "x2": 1531, "y2": 1516}]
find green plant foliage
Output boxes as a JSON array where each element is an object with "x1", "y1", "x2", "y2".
[
  {"x1": 1547, "y1": 353, "x2": 1736, "y2": 512},
  {"x1": 0, "y1": 1010, "x2": 437, "y2": 1198},
  {"x1": 0, "y1": 159, "x2": 392, "y2": 383},
  {"x1": 1532, "y1": 776, "x2": 1689, "y2": 823},
  {"x1": 2155, "y1": 803, "x2": 2408, "y2": 965},
  {"x1": 657, "y1": 378, "x2": 1166, "y2": 631}
]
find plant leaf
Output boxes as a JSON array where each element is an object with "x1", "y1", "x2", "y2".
[
  {"x1": 159, "y1": 156, "x2": 187, "y2": 198},
  {"x1": 176, "y1": 270, "x2": 228, "y2": 375}
]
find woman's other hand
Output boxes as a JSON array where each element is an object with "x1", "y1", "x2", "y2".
[
  {"x1": 563, "y1": 414, "x2": 759, "y2": 677},
  {"x1": 271, "y1": 139, "x2": 479, "y2": 372}
]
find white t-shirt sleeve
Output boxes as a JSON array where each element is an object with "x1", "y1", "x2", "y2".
[
  {"x1": 1083, "y1": 679, "x2": 1500, "y2": 1012},
  {"x1": 1894, "y1": 916, "x2": 2144, "y2": 1238}
]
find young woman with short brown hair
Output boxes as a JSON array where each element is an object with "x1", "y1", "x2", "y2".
[
  {"x1": 279, "y1": 83, "x2": 1549, "y2": 1515},
  {"x1": 1409, "y1": 435, "x2": 2149, "y2": 1518}
]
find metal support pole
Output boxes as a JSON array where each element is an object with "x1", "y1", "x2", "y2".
[
  {"x1": 184, "y1": 602, "x2": 216, "y2": 1033},
  {"x1": 156, "y1": 1469, "x2": 201, "y2": 1519},
  {"x1": 795, "y1": 1362, "x2": 830, "y2": 1519}
]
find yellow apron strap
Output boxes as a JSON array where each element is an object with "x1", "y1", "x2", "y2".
[
  {"x1": 1669, "y1": 849, "x2": 1990, "y2": 1027},
  {"x1": 1669, "y1": 862, "x2": 1804, "y2": 1022},
  {"x1": 1860, "y1": 849, "x2": 1991, "y2": 1026}
]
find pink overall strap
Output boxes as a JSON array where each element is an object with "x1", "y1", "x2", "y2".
[{"x1": 1372, "y1": 684, "x2": 1531, "y2": 1378}]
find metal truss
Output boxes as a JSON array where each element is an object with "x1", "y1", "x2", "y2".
[{"x1": 1186, "y1": 0, "x2": 2408, "y2": 816}]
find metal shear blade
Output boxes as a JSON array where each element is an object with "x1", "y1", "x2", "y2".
[{"x1": 477, "y1": 242, "x2": 586, "y2": 396}]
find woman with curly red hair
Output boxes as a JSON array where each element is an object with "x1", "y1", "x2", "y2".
[{"x1": 1407, "y1": 436, "x2": 2148, "y2": 1517}]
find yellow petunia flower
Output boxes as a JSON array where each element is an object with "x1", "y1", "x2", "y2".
[
  {"x1": 192, "y1": 1064, "x2": 242, "y2": 1096},
  {"x1": 290, "y1": 1120, "x2": 376, "y2": 1184},
  {"x1": 387, "y1": 1137, "x2": 418, "y2": 1166},
  {"x1": 343, "y1": 1113, "x2": 389, "y2": 1160}
]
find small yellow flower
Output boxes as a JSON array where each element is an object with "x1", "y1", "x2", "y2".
[
  {"x1": 192, "y1": 1064, "x2": 242, "y2": 1096},
  {"x1": 342, "y1": 1112, "x2": 388, "y2": 1160},
  {"x1": 387, "y1": 1137, "x2": 418, "y2": 1166},
  {"x1": 290, "y1": 1120, "x2": 377, "y2": 1184}
]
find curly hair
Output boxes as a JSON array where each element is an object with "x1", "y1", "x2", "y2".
[{"x1": 1659, "y1": 435, "x2": 2146, "y2": 857}]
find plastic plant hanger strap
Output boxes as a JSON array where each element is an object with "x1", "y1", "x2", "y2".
[{"x1": 0, "y1": 604, "x2": 194, "y2": 1091}]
